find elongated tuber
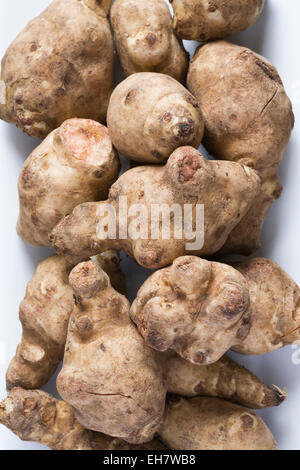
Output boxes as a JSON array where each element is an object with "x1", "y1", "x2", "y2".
[
  {"x1": 0, "y1": 388, "x2": 166, "y2": 450},
  {"x1": 17, "y1": 119, "x2": 120, "y2": 246},
  {"x1": 51, "y1": 146, "x2": 260, "y2": 269},
  {"x1": 170, "y1": 0, "x2": 265, "y2": 42},
  {"x1": 233, "y1": 258, "x2": 300, "y2": 355},
  {"x1": 107, "y1": 73, "x2": 204, "y2": 163},
  {"x1": 57, "y1": 261, "x2": 166, "y2": 444},
  {"x1": 162, "y1": 352, "x2": 286, "y2": 409},
  {"x1": 159, "y1": 396, "x2": 277, "y2": 450},
  {"x1": 188, "y1": 41, "x2": 294, "y2": 255},
  {"x1": 6, "y1": 251, "x2": 126, "y2": 391},
  {"x1": 0, "y1": 0, "x2": 114, "y2": 138},
  {"x1": 110, "y1": 0, "x2": 188, "y2": 82},
  {"x1": 131, "y1": 256, "x2": 251, "y2": 364}
]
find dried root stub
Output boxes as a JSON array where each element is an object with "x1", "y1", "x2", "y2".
[
  {"x1": 170, "y1": 0, "x2": 265, "y2": 41},
  {"x1": 233, "y1": 258, "x2": 300, "y2": 355},
  {"x1": 107, "y1": 73, "x2": 204, "y2": 163},
  {"x1": 110, "y1": 0, "x2": 188, "y2": 82},
  {"x1": 6, "y1": 251, "x2": 126, "y2": 391},
  {"x1": 0, "y1": 0, "x2": 114, "y2": 138},
  {"x1": 51, "y1": 146, "x2": 260, "y2": 269},
  {"x1": 159, "y1": 396, "x2": 277, "y2": 450},
  {"x1": 131, "y1": 256, "x2": 252, "y2": 365},
  {"x1": 57, "y1": 261, "x2": 166, "y2": 444},
  {"x1": 0, "y1": 388, "x2": 166, "y2": 450},
  {"x1": 188, "y1": 41, "x2": 294, "y2": 255},
  {"x1": 162, "y1": 352, "x2": 286, "y2": 409},
  {"x1": 17, "y1": 119, "x2": 120, "y2": 247}
]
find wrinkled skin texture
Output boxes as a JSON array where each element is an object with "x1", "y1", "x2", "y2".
[
  {"x1": 0, "y1": 0, "x2": 114, "y2": 138},
  {"x1": 170, "y1": 0, "x2": 265, "y2": 41},
  {"x1": 57, "y1": 261, "x2": 166, "y2": 444},
  {"x1": 110, "y1": 0, "x2": 188, "y2": 82},
  {"x1": 107, "y1": 73, "x2": 204, "y2": 163},
  {"x1": 188, "y1": 41, "x2": 294, "y2": 255},
  {"x1": 17, "y1": 119, "x2": 120, "y2": 247},
  {"x1": 162, "y1": 352, "x2": 286, "y2": 409},
  {"x1": 159, "y1": 396, "x2": 277, "y2": 450},
  {"x1": 0, "y1": 388, "x2": 166, "y2": 450},
  {"x1": 131, "y1": 256, "x2": 251, "y2": 364},
  {"x1": 233, "y1": 258, "x2": 300, "y2": 355},
  {"x1": 6, "y1": 251, "x2": 126, "y2": 391},
  {"x1": 51, "y1": 146, "x2": 260, "y2": 269}
]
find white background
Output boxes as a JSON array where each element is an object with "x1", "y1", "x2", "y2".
[{"x1": 0, "y1": 0, "x2": 299, "y2": 450}]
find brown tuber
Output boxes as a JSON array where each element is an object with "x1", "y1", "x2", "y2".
[
  {"x1": 188, "y1": 41, "x2": 294, "y2": 255},
  {"x1": 50, "y1": 146, "x2": 260, "y2": 269},
  {"x1": 110, "y1": 0, "x2": 188, "y2": 82},
  {"x1": 57, "y1": 261, "x2": 166, "y2": 444},
  {"x1": 170, "y1": 0, "x2": 265, "y2": 42},
  {"x1": 0, "y1": 388, "x2": 166, "y2": 450},
  {"x1": 159, "y1": 396, "x2": 277, "y2": 450},
  {"x1": 131, "y1": 256, "x2": 252, "y2": 365},
  {"x1": 17, "y1": 119, "x2": 120, "y2": 247},
  {"x1": 0, "y1": 0, "x2": 114, "y2": 138},
  {"x1": 107, "y1": 73, "x2": 204, "y2": 163}
]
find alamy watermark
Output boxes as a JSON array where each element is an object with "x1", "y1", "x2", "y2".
[{"x1": 96, "y1": 197, "x2": 205, "y2": 251}]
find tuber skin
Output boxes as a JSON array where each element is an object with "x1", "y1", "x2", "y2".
[
  {"x1": 0, "y1": 0, "x2": 114, "y2": 138},
  {"x1": 17, "y1": 119, "x2": 120, "y2": 247},
  {"x1": 6, "y1": 251, "x2": 126, "y2": 391},
  {"x1": 159, "y1": 396, "x2": 277, "y2": 450},
  {"x1": 131, "y1": 256, "x2": 252, "y2": 365},
  {"x1": 50, "y1": 146, "x2": 260, "y2": 269},
  {"x1": 107, "y1": 73, "x2": 204, "y2": 163},
  {"x1": 110, "y1": 0, "x2": 188, "y2": 82},
  {"x1": 57, "y1": 261, "x2": 166, "y2": 444},
  {"x1": 162, "y1": 352, "x2": 286, "y2": 409},
  {"x1": 96, "y1": 250, "x2": 127, "y2": 296},
  {"x1": 187, "y1": 41, "x2": 294, "y2": 255},
  {"x1": 170, "y1": 0, "x2": 265, "y2": 42},
  {"x1": 0, "y1": 388, "x2": 166, "y2": 451},
  {"x1": 233, "y1": 258, "x2": 300, "y2": 355}
]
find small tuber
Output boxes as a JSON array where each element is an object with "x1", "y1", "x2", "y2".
[
  {"x1": 107, "y1": 73, "x2": 204, "y2": 163},
  {"x1": 0, "y1": 0, "x2": 114, "y2": 138},
  {"x1": 110, "y1": 0, "x2": 188, "y2": 82},
  {"x1": 17, "y1": 119, "x2": 120, "y2": 247}
]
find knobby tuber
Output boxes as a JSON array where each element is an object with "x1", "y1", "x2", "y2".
[
  {"x1": 50, "y1": 146, "x2": 260, "y2": 269},
  {"x1": 170, "y1": 0, "x2": 265, "y2": 42},
  {"x1": 233, "y1": 258, "x2": 300, "y2": 355},
  {"x1": 17, "y1": 119, "x2": 120, "y2": 246},
  {"x1": 57, "y1": 261, "x2": 166, "y2": 444},
  {"x1": 131, "y1": 256, "x2": 252, "y2": 364},
  {"x1": 0, "y1": 0, "x2": 114, "y2": 138},
  {"x1": 159, "y1": 396, "x2": 277, "y2": 450},
  {"x1": 107, "y1": 73, "x2": 204, "y2": 163},
  {"x1": 162, "y1": 352, "x2": 286, "y2": 409},
  {"x1": 110, "y1": 0, "x2": 188, "y2": 82},
  {"x1": 6, "y1": 251, "x2": 126, "y2": 391},
  {"x1": 188, "y1": 41, "x2": 294, "y2": 255},
  {"x1": 0, "y1": 388, "x2": 166, "y2": 451}
]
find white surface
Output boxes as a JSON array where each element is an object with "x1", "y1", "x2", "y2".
[{"x1": 0, "y1": 0, "x2": 299, "y2": 451}]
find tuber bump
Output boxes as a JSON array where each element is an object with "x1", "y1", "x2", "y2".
[
  {"x1": 170, "y1": 0, "x2": 265, "y2": 42},
  {"x1": 17, "y1": 119, "x2": 120, "y2": 246},
  {"x1": 0, "y1": 0, "x2": 114, "y2": 138},
  {"x1": 110, "y1": 0, "x2": 188, "y2": 82},
  {"x1": 187, "y1": 41, "x2": 294, "y2": 255},
  {"x1": 57, "y1": 261, "x2": 166, "y2": 444},
  {"x1": 107, "y1": 73, "x2": 204, "y2": 163}
]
